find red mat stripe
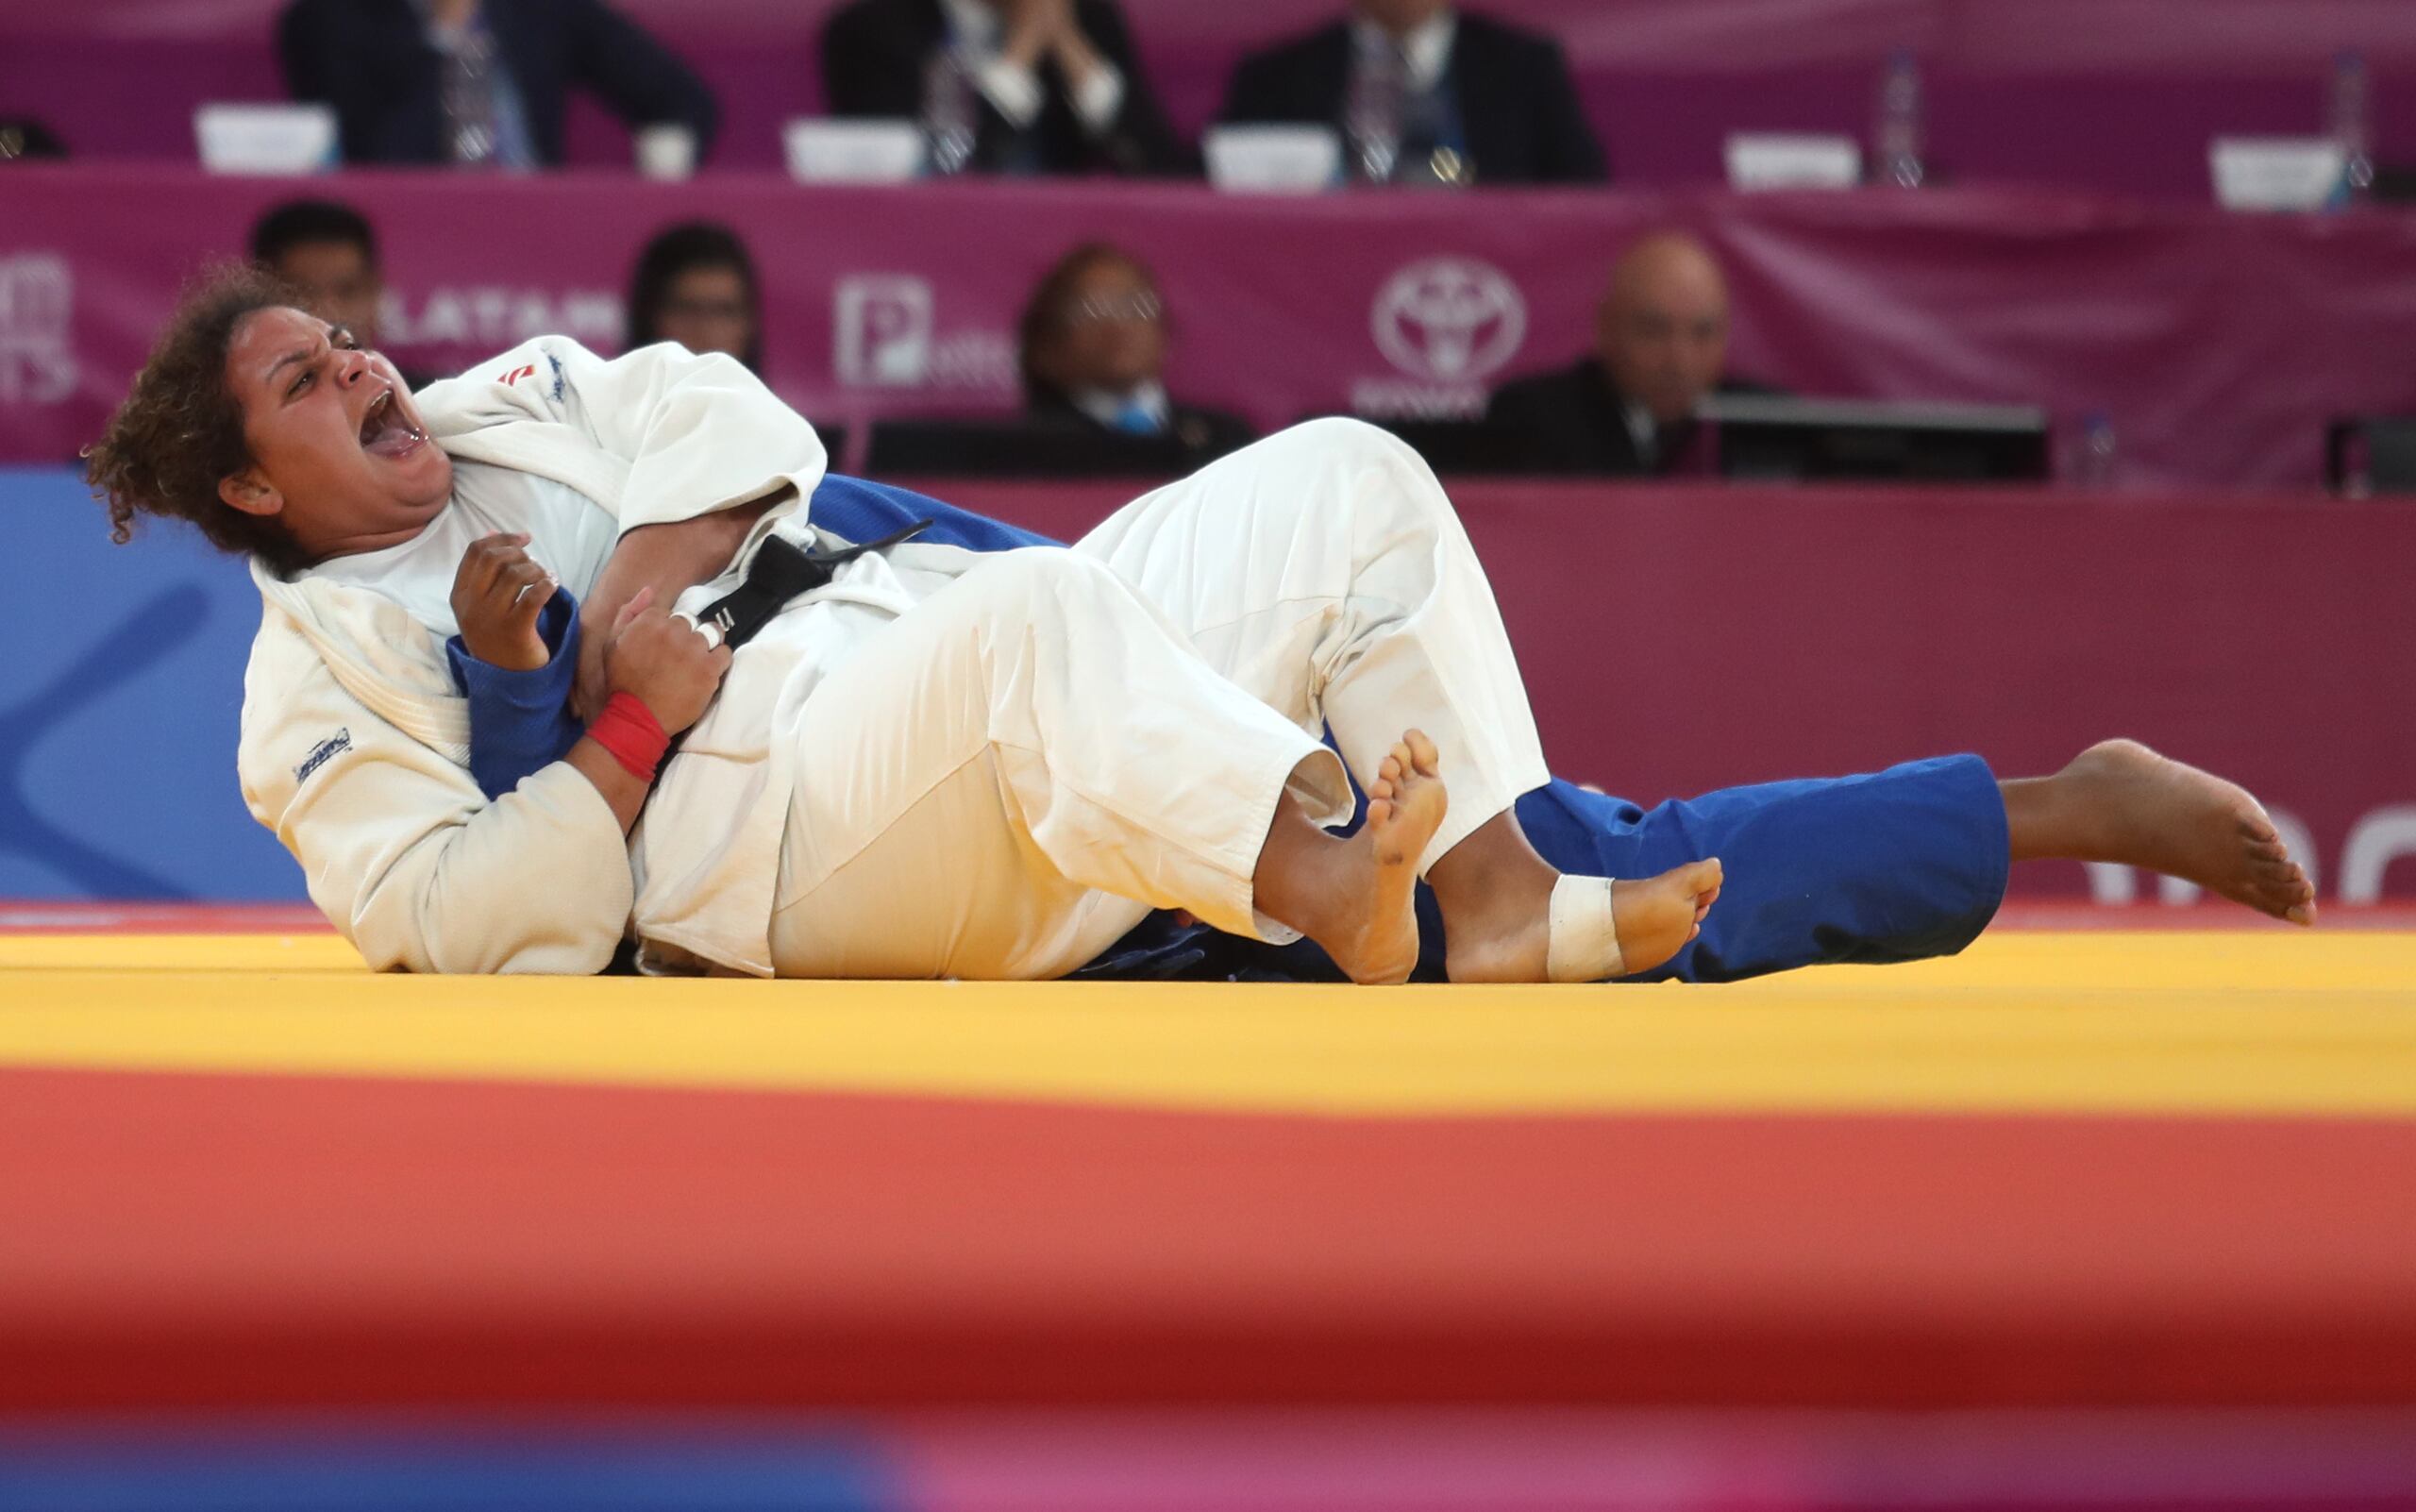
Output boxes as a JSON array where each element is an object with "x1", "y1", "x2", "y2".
[{"x1": 5, "y1": 1067, "x2": 2414, "y2": 1411}]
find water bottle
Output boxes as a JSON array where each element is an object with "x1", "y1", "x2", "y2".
[
  {"x1": 2331, "y1": 48, "x2": 2375, "y2": 204},
  {"x1": 1874, "y1": 47, "x2": 1925, "y2": 189},
  {"x1": 2074, "y1": 411, "x2": 2118, "y2": 488},
  {"x1": 921, "y1": 46, "x2": 979, "y2": 176},
  {"x1": 1345, "y1": 39, "x2": 1406, "y2": 184}
]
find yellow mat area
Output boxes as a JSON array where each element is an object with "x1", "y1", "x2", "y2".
[{"x1": 4, "y1": 930, "x2": 2413, "y2": 1119}]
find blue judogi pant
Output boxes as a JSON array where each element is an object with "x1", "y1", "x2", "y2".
[
  {"x1": 459, "y1": 476, "x2": 2012, "y2": 982},
  {"x1": 1075, "y1": 757, "x2": 2007, "y2": 984},
  {"x1": 1497, "y1": 759, "x2": 2007, "y2": 983}
]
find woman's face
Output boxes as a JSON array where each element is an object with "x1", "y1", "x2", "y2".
[
  {"x1": 1035, "y1": 258, "x2": 1166, "y2": 396},
  {"x1": 219, "y1": 306, "x2": 451, "y2": 562},
  {"x1": 654, "y1": 265, "x2": 756, "y2": 364}
]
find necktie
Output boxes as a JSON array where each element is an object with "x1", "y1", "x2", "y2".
[{"x1": 440, "y1": 19, "x2": 501, "y2": 166}]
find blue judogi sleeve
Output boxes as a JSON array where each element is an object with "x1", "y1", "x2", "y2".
[
  {"x1": 806, "y1": 474, "x2": 1056, "y2": 554},
  {"x1": 445, "y1": 587, "x2": 584, "y2": 801}
]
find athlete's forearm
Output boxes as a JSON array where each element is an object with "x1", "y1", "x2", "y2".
[
  {"x1": 575, "y1": 490, "x2": 784, "y2": 714},
  {"x1": 564, "y1": 737, "x2": 652, "y2": 833}
]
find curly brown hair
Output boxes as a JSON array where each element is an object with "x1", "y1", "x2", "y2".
[{"x1": 83, "y1": 264, "x2": 310, "y2": 576}]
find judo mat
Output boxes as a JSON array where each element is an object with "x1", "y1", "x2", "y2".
[{"x1": 5, "y1": 904, "x2": 2416, "y2": 1509}]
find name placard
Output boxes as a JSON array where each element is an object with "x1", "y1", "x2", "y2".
[
  {"x1": 783, "y1": 119, "x2": 925, "y2": 184},
  {"x1": 2209, "y1": 137, "x2": 2348, "y2": 210},
  {"x1": 1204, "y1": 126, "x2": 1343, "y2": 193},
  {"x1": 1724, "y1": 133, "x2": 1863, "y2": 191},
  {"x1": 193, "y1": 104, "x2": 338, "y2": 176}
]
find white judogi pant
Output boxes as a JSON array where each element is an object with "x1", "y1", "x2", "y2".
[{"x1": 765, "y1": 419, "x2": 1552, "y2": 980}]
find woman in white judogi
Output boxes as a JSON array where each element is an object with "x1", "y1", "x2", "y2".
[{"x1": 91, "y1": 282, "x2": 1716, "y2": 981}]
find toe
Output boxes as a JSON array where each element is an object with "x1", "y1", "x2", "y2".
[{"x1": 1405, "y1": 729, "x2": 1440, "y2": 776}]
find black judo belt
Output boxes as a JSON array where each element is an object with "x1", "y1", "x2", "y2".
[{"x1": 690, "y1": 517, "x2": 931, "y2": 652}]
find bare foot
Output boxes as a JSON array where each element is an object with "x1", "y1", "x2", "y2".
[
  {"x1": 1448, "y1": 849, "x2": 1724, "y2": 984},
  {"x1": 2053, "y1": 739, "x2": 2316, "y2": 925},
  {"x1": 1316, "y1": 731, "x2": 1449, "y2": 984},
  {"x1": 1609, "y1": 859, "x2": 1724, "y2": 976}
]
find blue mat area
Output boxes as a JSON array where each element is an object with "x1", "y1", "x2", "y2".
[
  {"x1": 0, "y1": 1424, "x2": 898, "y2": 1511},
  {"x1": 2, "y1": 466, "x2": 303, "y2": 900}
]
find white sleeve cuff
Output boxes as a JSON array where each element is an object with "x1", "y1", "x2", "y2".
[
  {"x1": 1072, "y1": 60, "x2": 1125, "y2": 132},
  {"x1": 972, "y1": 56, "x2": 1046, "y2": 129}
]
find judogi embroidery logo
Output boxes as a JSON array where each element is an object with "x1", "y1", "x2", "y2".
[
  {"x1": 294, "y1": 729, "x2": 353, "y2": 786},
  {"x1": 0, "y1": 254, "x2": 76, "y2": 406}
]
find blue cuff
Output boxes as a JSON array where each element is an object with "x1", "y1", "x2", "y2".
[{"x1": 446, "y1": 588, "x2": 586, "y2": 800}]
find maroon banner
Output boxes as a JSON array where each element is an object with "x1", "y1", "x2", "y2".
[
  {"x1": 10, "y1": 168, "x2": 2416, "y2": 488},
  {"x1": 911, "y1": 478, "x2": 2416, "y2": 905}
]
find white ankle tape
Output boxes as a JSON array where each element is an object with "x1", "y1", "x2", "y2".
[{"x1": 1545, "y1": 874, "x2": 1624, "y2": 983}]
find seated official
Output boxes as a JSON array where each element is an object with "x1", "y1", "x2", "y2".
[
  {"x1": 1485, "y1": 230, "x2": 1774, "y2": 476},
  {"x1": 820, "y1": 0, "x2": 1189, "y2": 176},
  {"x1": 1219, "y1": 0, "x2": 1604, "y2": 186},
  {"x1": 277, "y1": 0, "x2": 718, "y2": 168},
  {"x1": 1017, "y1": 243, "x2": 1255, "y2": 461}
]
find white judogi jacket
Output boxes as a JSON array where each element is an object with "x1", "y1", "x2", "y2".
[{"x1": 237, "y1": 337, "x2": 832, "y2": 975}]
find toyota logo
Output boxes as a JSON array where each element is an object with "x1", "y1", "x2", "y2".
[{"x1": 1371, "y1": 257, "x2": 1526, "y2": 382}]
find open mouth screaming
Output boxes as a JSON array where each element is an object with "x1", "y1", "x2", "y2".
[{"x1": 358, "y1": 388, "x2": 427, "y2": 459}]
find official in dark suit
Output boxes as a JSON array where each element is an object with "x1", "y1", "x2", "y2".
[
  {"x1": 1485, "y1": 230, "x2": 1774, "y2": 476},
  {"x1": 277, "y1": 0, "x2": 718, "y2": 169},
  {"x1": 1218, "y1": 0, "x2": 1604, "y2": 187},
  {"x1": 1019, "y1": 243, "x2": 1256, "y2": 462},
  {"x1": 820, "y1": 0, "x2": 1191, "y2": 176}
]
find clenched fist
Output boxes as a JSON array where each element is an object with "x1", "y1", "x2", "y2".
[
  {"x1": 601, "y1": 586, "x2": 732, "y2": 736},
  {"x1": 449, "y1": 532, "x2": 555, "y2": 672}
]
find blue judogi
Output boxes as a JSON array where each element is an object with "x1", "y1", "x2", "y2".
[{"x1": 453, "y1": 475, "x2": 2008, "y2": 983}]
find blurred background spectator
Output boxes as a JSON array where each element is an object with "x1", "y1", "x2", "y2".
[
  {"x1": 247, "y1": 197, "x2": 443, "y2": 390},
  {"x1": 1019, "y1": 243, "x2": 1254, "y2": 458},
  {"x1": 1220, "y1": 0, "x2": 1604, "y2": 186},
  {"x1": 249, "y1": 199, "x2": 390, "y2": 349},
  {"x1": 1485, "y1": 229, "x2": 1772, "y2": 475},
  {"x1": 625, "y1": 221, "x2": 763, "y2": 371},
  {"x1": 820, "y1": 0, "x2": 1189, "y2": 176},
  {"x1": 0, "y1": 116, "x2": 67, "y2": 162},
  {"x1": 277, "y1": 0, "x2": 718, "y2": 169}
]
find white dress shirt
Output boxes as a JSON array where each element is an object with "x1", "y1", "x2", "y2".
[
  {"x1": 938, "y1": 0, "x2": 1125, "y2": 133},
  {"x1": 1349, "y1": 7, "x2": 1458, "y2": 92},
  {"x1": 1069, "y1": 378, "x2": 1171, "y2": 434}
]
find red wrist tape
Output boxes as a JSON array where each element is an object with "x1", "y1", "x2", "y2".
[{"x1": 588, "y1": 692, "x2": 669, "y2": 783}]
